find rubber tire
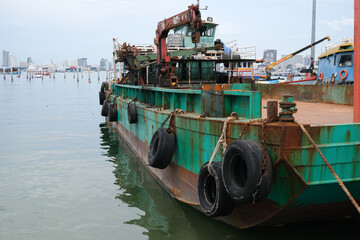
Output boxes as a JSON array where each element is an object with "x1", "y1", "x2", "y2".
[
  {"x1": 108, "y1": 103, "x2": 118, "y2": 122},
  {"x1": 198, "y1": 161, "x2": 235, "y2": 217},
  {"x1": 101, "y1": 99, "x2": 109, "y2": 117},
  {"x1": 148, "y1": 127, "x2": 175, "y2": 169},
  {"x1": 127, "y1": 102, "x2": 137, "y2": 124},
  {"x1": 100, "y1": 82, "x2": 108, "y2": 92},
  {"x1": 99, "y1": 91, "x2": 105, "y2": 105},
  {"x1": 222, "y1": 140, "x2": 262, "y2": 203},
  {"x1": 244, "y1": 139, "x2": 273, "y2": 203}
]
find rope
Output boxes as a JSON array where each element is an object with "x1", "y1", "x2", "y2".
[
  {"x1": 129, "y1": 85, "x2": 144, "y2": 104},
  {"x1": 161, "y1": 108, "x2": 185, "y2": 132},
  {"x1": 208, "y1": 116, "x2": 235, "y2": 175},
  {"x1": 295, "y1": 120, "x2": 360, "y2": 215}
]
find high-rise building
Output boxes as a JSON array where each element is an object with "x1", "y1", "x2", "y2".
[
  {"x1": 9, "y1": 54, "x2": 17, "y2": 67},
  {"x1": 2, "y1": 50, "x2": 10, "y2": 67},
  {"x1": 27, "y1": 57, "x2": 33, "y2": 65},
  {"x1": 100, "y1": 58, "x2": 109, "y2": 70},
  {"x1": 77, "y1": 58, "x2": 87, "y2": 67},
  {"x1": 263, "y1": 49, "x2": 277, "y2": 64}
]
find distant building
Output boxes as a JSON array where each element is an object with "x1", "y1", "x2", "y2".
[
  {"x1": 9, "y1": 54, "x2": 17, "y2": 67},
  {"x1": 77, "y1": 58, "x2": 88, "y2": 67},
  {"x1": 27, "y1": 57, "x2": 33, "y2": 65},
  {"x1": 19, "y1": 61, "x2": 28, "y2": 68},
  {"x1": 2, "y1": 50, "x2": 10, "y2": 67},
  {"x1": 263, "y1": 49, "x2": 277, "y2": 64},
  {"x1": 280, "y1": 54, "x2": 305, "y2": 70},
  {"x1": 100, "y1": 58, "x2": 109, "y2": 70},
  {"x1": 62, "y1": 60, "x2": 70, "y2": 67}
]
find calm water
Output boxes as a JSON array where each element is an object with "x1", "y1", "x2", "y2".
[{"x1": 0, "y1": 73, "x2": 358, "y2": 240}]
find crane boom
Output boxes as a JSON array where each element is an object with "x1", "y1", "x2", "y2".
[
  {"x1": 155, "y1": 4, "x2": 202, "y2": 64},
  {"x1": 265, "y1": 36, "x2": 330, "y2": 79}
]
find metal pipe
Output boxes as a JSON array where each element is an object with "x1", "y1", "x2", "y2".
[
  {"x1": 354, "y1": 0, "x2": 360, "y2": 122},
  {"x1": 311, "y1": 0, "x2": 316, "y2": 59},
  {"x1": 146, "y1": 65, "x2": 149, "y2": 85}
]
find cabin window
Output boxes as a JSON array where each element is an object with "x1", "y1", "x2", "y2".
[
  {"x1": 338, "y1": 54, "x2": 353, "y2": 67},
  {"x1": 187, "y1": 27, "x2": 193, "y2": 37},
  {"x1": 200, "y1": 26, "x2": 208, "y2": 36},
  {"x1": 207, "y1": 27, "x2": 214, "y2": 37}
]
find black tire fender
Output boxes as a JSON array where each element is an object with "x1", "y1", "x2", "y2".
[
  {"x1": 108, "y1": 102, "x2": 118, "y2": 122},
  {"x1": 148, "y1": 127, "x2": 175, "y2": 169},
  {"x1": 198, "y1": 161, "x2": 235, "y2": 217},
  {"x1": 222, "y1": 140, "x2": 262, "y2": 203},
  {"x1": 127, "y1": 102, "x2": 137, "y2": 124},
  {"x1": 101, "y1": 99, "x2": 109, "y2": 117},
  {"x1": 245, "y1": 139, "x2": 273, "y2": 203},
  {"x1": 99, "y1": 91, "x2": 105, "y2": 105}
]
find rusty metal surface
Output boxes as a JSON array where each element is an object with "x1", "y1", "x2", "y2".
[
  {"x1": 257, "y1": 84, "x2": 354, "y2": 105},
  {"x1": 262, "y1": 99, "x2": 354, "y2": 125}
]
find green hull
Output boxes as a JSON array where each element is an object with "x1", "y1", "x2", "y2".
[{"x1": 105, "y1": 83, "x2": 360, "y2": 228}]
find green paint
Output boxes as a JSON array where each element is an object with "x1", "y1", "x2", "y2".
[{"x1": 110, "y1": 82, "x2": 360, "y2": 212}]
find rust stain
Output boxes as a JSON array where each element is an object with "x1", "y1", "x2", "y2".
[
  {"x1": 171, "y1": 187, "x2": 182, "y2": 197},
  {"x1": 202, "y1": 84, "x2": 212, "y2": 91},
  {"x1": 213, "y1": 85, "x2": 222, "y2": 91}
]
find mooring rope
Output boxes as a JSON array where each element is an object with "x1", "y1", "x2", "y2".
[
  {"x1": 208, "y1": 116, "x2": 235, "y2": 175},
  {"x1": 295, "y1": 120, "x2": 360, "y2": 215}
]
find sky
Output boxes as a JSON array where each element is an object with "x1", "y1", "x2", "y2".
[{"x1": 0, "y1": 0, "x2": 355, "y2": 66}]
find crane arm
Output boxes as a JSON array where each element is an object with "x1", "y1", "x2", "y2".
[
  {"x1": 265, "y1": 36, "x2": 330, "y2": 79},
  {"x1": 155, "y1": 4, "x2": 202, "y2": 64}
]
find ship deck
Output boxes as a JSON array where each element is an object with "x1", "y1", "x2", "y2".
[{"x1": 262, "y1": 99, "x2": 354, "y2": 125}]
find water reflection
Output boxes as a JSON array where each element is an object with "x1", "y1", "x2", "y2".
[{"x1": 99, "y1": 123, "x2": 359, "y2": 239}]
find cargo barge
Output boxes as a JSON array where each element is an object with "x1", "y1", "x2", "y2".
[{"x1": 99, "y1": 3, "x2": 360, "y2": 228}]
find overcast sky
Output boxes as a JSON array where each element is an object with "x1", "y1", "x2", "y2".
[{"x1": 0, "y1": 0, "x2": 354, "y2": 65}]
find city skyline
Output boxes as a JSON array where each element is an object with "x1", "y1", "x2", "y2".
[{"x1": 0, "y1": 0, "x2": 354, "y2": 65}]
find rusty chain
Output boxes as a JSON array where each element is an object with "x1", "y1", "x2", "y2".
[{"x1": 161, "y1": 109, "x2": 185, "y2": 132}]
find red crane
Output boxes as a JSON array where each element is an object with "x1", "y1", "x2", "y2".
[{"x1": 154, "y1": 4, "x2": 202, "y2": 86}]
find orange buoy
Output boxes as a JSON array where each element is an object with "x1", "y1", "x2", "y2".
[{"x1": 339, "y1": 69, "x2": 348, "y2": 80}]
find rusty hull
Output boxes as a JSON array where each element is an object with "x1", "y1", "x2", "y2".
[{"x1": 108, "y1": 97, "x2": 360, "y2": 228}]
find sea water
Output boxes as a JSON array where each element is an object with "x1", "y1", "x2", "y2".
[{"x1": 0, "y1": 73, "x2": 358, "y2": 240}]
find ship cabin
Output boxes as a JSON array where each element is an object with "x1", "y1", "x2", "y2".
[
  {"x1": 317, "y1": 41, "x2": 354, "y2": 84},
  {"x1": 167, "y1": 21, "x2": 218, "y2": 49}
]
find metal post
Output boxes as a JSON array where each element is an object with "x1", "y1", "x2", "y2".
[
  {"x1": 98, "y1": 68, "x2": 100, "y2": 81},
  {"x1": 119, "y1": 62, "x2": 122, "y2": 81},
  {"x1": 146, "y1": 65, "x2": 149, "y2": 85},
  {"x1": 3, "y1": 68, "x2": 5, "y2": 80},
  {"x1": 113, "y1": 60, "x2": 116, "y2": 81},
  {"x1": 26, "y1": 69, "x2": 28, "y2": 79},
  {"x1": 41, "y1": 68, "x2": 43, "y2": 80},
  {"x1": 188, "y1": 61, "x2": 191, "y2": 84},
  {"x1": 106, "y1": 69, "x2": 108, "y2": 80},
  {"x1": 311, "y1": 0, "x2": 316, "y2": 59},
  {"x1": 81, "y1": 68, "x2": 83, "y2": 78},
  {"x1": 64, "y1": 70, "x2": 66, "y2": 79},
  {"x1": 11, "y1": 67, "x2": 13, "y2": 81},
  {"x1": 354, "y1": 0, "x2": 360, "y2": 122},
  {"x1": 53, "y1": 71, "x2": 55, "y2": 79},
  {"x1": 88, "y1": 69, "x2": 91, "y2": 83},
  {"x1": 228, "y1": 61, "x2": 231, "y2": 83},
  {"x1": 77, "y1": 67, "x2": 79, "y2": 81},
  {"x1": 73, "y1": 69, "x2": 75, "y2": 79}
]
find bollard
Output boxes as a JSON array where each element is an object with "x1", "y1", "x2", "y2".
[
  {"x1": 279, "y1": 94, "x2": 297, "y2": 122},
  {"x1": 267, "y1": 100, "x2": 278, "y2": 121}
]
